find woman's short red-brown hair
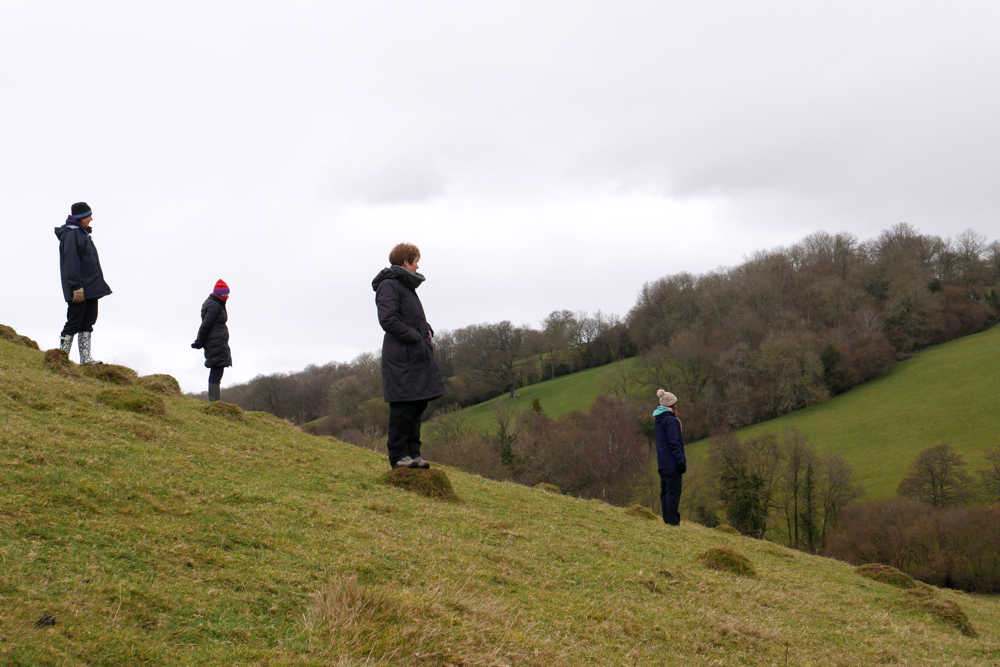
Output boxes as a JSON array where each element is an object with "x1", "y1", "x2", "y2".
[{"x1": 389, "y1": 243, "x2": 421, "y2": 266}]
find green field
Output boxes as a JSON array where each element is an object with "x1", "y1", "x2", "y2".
[
  {"x1": 4, "y1": 330, "x2": 999, "y2": 664},
  {"x1": 447, "y1": 358, "x2": 641, "y2": 433},
  {"x1": 687, "y1": 324, "x2": 1000, "y2": 498},
  {"x1": 447, "y1": 326, "x2": 1000, "y2": 499}
]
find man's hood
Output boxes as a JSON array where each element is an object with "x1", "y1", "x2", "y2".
[
  {"x1": 372, "y1": 265, "x2": 426, "y2": 292},
  {"x1": 55, "y1": 220, "x2": 91, "y2": 241}
]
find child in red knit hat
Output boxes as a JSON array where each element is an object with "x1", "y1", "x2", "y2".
[{"x1": 191, "y1": 280, "x2": 232, "y2": 402}]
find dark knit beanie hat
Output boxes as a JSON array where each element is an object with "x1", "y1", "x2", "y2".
[{"x1": 70, "y1": 202, "x2": 92, "y2": 220}]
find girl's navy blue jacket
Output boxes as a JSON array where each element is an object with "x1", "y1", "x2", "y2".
[{"x1": 654, "y1": 408, "x2": 686, "y2": 470}]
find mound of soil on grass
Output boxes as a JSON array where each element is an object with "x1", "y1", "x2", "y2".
[
  {"x1": 715, "y1": 524, "x2": 739, "y2": 535},
  {"x1": 902, "y1": 588, "x2": 978, "y2": 637},
  {"x1": 856, "y1": 563, "x2": 916, "y2": 589},
  {"x1": 697, "y1": 547, "x2": 756, "y2": 577},
  {"x1": 43, "y1": 349, "x2": 80, "y2": 377},
  {"x1": 202, "y1": 401, "x2": 246, "y2": 422},
  {"x1": 624, "y1": 505, "x2": 657, "y2": 520},
  {"x1": 534, "y1": 483, "x2": 561, "y2": 494},
  {"x1": 0, "y1": 324, "x2": 39, "y2": 350},
  {"x1": 381, "y1": 468, "x2": 459, "y2": 502},
  {"x1": 138, "y1": 374, "x2": 182, "y2": 396},
  {"x1": 82, "y1": 364, "x2": 138, "y2": 385},
  {"x1": 97, "y1": 387, "x2": 166, "y2": 416}
]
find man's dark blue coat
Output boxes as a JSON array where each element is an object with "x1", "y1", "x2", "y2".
[{"x1": 55, "y1": 222, "x2": 112, "y2": 302}]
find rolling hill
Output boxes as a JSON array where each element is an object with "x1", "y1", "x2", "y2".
[
  {"x1": 686, "y1": 323, "x2": 1000, "y2": 498},
  {"x1": 442, "y1": 358, "x2": 641, "y2": 433},
  {"x1": 449, "y1": 325, "x2": 1000, "y2": 499},
  {"x1": 2, "y1": 328, "x2": 999, "y2": 665}
]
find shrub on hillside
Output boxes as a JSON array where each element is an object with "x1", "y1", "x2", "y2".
[
  {"x1": 138, "y1": 374, "x2": 182, "y2": 396},
  {"x1": 82, "y1": 364, "x2": 138, "y2": 386},
  {"x1": 0, "y1": 324, "x2": 39, "y2": 350},
  {"x1": 534, "y1": 483, "x2": 561, "y2": 494},
  {"x1": 97, "y1": 387, "x2": 166, "y2": 416},
  {"x1": 826, "y1": 499, "x2": 1000, "y2": 593}
]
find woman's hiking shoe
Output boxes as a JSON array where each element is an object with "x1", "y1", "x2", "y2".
[
  {"x1": 412, "y1": 456, "x2": 430, "y2": 469},
  {"x1": 394, "y1": 456, "x2": 418, "y2": 468}
]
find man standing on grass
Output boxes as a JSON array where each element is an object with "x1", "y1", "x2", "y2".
[
  {"x1": 372, "y1": 243, "x2": 446, "y2": 469},
  {"x1": 55, "y1": 202, "x2": 112, "y2": 365}
]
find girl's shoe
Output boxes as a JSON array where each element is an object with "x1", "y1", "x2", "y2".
[
  {"x1": 394, "y1": 456, "x2": 418, "y2": 468},
  {"x1": 412, "y1": 456, "x2": 430, "y2": 469}
]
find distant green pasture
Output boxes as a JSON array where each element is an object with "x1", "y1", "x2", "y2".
[{"x1": 689, "y1": 324, "x2": 1000, "y2": 498}]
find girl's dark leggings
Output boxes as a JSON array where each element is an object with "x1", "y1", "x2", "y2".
[{"x1": 208, "y1": 367, "x2": 225, "y2": 384}]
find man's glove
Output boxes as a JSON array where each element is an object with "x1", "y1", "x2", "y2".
[
  {"x1": 678, "y1": 463, "x2": 687, "y2": 475},
  {"x1": 191, "y1": 339, "x2": 203, "y2": 349},
  {"x1": 72, "y1": 288, "x2": 85, "y2": 304}
]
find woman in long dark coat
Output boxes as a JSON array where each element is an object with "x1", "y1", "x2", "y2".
[
  {"x1": 653, "y1": 389, "x2": 687, "y2": 526},
  {"x1": 372, "y1": 243, "x2": 446, "y2": 469},
  {"x1": 191, "y1": 279, "x2": 232, "y2": 402}
]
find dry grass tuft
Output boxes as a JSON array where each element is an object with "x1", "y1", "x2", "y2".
[
  {"x1": 97, "y1": 387, "x2": 166, "y2": 416},
  {"x1": 624, "y1": 504, "x2": 658, "y2": 520},
  {"x1": 0, "y1": 324, "x2": 39, "y2": 350},
  {"x1": 81, "y1": 363, "x2": 138, "y2": 385},
  {"x1": 43, "y1": 348, "x2": 80, "y2": 376},
  {"x1": 856, "y1": 563, "x2": 916, "y2": 589},
  {"x1": 202, "y1": 401, "x2": 246, "y2": 422},
  {"x1": 697, "y1": 547, "x2": 756, "y2": 577},
  {"x1": 381, "y1": 468, "x2": 459, "y2": 502},
  {"x1": 137, "y1": 374, "x2": 182, "y2": 396},
  {"x1": 901, "y1": 589, "x2": 978, "y2": 637},
  {"x1": 534, "y1": 482, "x2": 561, "y2": 494}
]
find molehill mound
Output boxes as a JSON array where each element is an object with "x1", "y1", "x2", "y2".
[
  {"x1": 138, "y1": 374, "x2": 182, "y2": 396},
  {"x1": 381, "y1": 467, "x2": 459, "y2": 502},
  {"x1": 202, "y1": 401, "x2": 246, "y2": 422},
  {"x1": 0, "y1": 324, "x2": 39, "y2": 350},
  {"x1": 624, "y1": 504, "x2": 658, "y2": 520},
  {"x1": 81, "y1": 363, "x2": 138, "y2": 385},
  {"x1": 856, "y1": 563, "x2": 916, "y2": 589},
  {"x1": 97, "y1": 387, "x2": 166, "y2": 416},
  {"x1": 42, "y1": 349, "x2": 80, "y2": 377},
  {"x1": 715, "y1": 524, "x2": 740, "y2": 535},
  {"x1": 697, "y1": 547, "x2": 756, "y2": 577},
  {"x1": 902, "y1": 589, "x2": 978, "y2": 637}
]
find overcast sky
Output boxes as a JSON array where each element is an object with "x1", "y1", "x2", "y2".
[{"x1": 3, "y1": 1, "x2": 1000, "y2": 392}]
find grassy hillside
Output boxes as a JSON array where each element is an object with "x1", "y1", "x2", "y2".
[
  {"x1": 2, "y1": 331, "x2": 1000, "y2": 665},
  {"x1": 448, "y1": 358, "x2": 640, "y2": 433},
  {"x1": 688, "y1": 323, "x2": 1000, "y2": 498}
]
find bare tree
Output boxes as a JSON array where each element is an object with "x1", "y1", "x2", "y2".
[
  {"x1": 980, "y1": 445, "x2": 1000, "y2": 503},
  {"x1": 897, "y1": 444, "x2": 977, "y2": 507}
]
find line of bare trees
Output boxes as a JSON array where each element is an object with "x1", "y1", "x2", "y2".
[
  {"x1": 623, "y1": 224, "x2": 1000, "y2": 440},
  {"x1": 822, "y1": 444, "x2": 1000, "y2": 592},
  {"x1": 212, "y1": 223, "x2": 999, "y2": 454}
]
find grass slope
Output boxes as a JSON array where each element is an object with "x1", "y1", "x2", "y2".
[
  {"x1": 689, "y1": 324, "x2": 1000, "y2": 498},
  {"x1": 2, "y1": 333, "x2": 1000, "y2": 665},
  {"x1": 451, "y1": 358, "x2": 639, "y2": 433}
]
